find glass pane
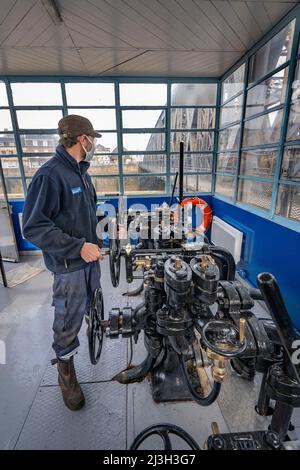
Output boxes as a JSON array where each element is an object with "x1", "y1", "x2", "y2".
[
  {"x1": 0, "y1": 134, "x2": 17, "y2": 154},
  {"x1": 171, "y1": 153, "x2": 213, "y2": 173},
  {"x1": 170, "y1": 131, "x2": 214, "y2": 152},
  {"x1": 21, "y1": 134, "x2": 59, "y2": 153},
  {"x1": 95, "y1": 133, "x2": 118, "y2": 154},
  {"x1": 170, "y1": 174, "x2": 212, "y2": 193},
  {"x1": 23, "y1": 156, "x2": 51, "y2": 176},
  {"x1": 217, "y1": 152, "x2": 238, "y2": 173},
  {"x1": 276, "y1": 184, "x2": 300, "y2": 221},
  {"x1": 16, "y1": 110, "x2": 62, "y2": 129},
  {"x1": 91, "y1": 176, "x2": 119, "y2": 196},
  {"x1": 0, "y1": 110, "x2": 13, "y2": 131},
  {"x1": 124, "y1": 175, "x2": 166, "y2": 195},
  {"x1": 286, "y1": 60, "x2": 300, "y2": 141},
  {"x1": 185, "y1": 174, "x2": 211, "y2": 193},
  {"x1": 0, "y1": 158, "x2": 20, "y2": 177},
  {"x1": 0, "y1": 172, "x2": 4, "y2": 200},
  {"x1": 11, "y1": 83, "x2": 62, "y2": 105},
  {"x1": 123, "y1": 133, "x2": 165, "y2": 152},
  {"x1": 246, "y1": 67, "x2": 289, "y2": 118},
  {"x1": 248, "y1": 20, "x2": 295, "y2": 84},
  {"x1": 123, "y1": 154, "x2": 166, "y2": 174},
  {"x1": 0, "y1": 81, "x2": 8, "y2": 106},
  {"x1": 220, "y1": 94, "x2": 243, "y2": 127},
  {"x1": 89, "y1": 155, "x2": 119, "y2": 175},
  {"x1": 4, "y1": 178, "x2": 24, "y2": 199},
  {"x1": 237, "y1": 179, "x2": 273, "y2": 210},
  {"x1": 240, "y1": 148, "x2": 278, "y2": 178},
  {"x1": 218, "y1": 125, "x2": 240, "y2": 151},
  {"x1": 120, "y1": 84, "x2": 167, "y2": 106},
  {"x1": 171, "y1": 108, "x2": 215, "y2": 129},
  {"x1": 215, "y1": 175, "x2": 235, "y2": 199},
  {"x1": 68, "y1": 108, "x2": 116, "y2": 130},
  {"x1": 286, "y1": 104, "x2": 300, "y2": 141},
  {"x1": 222, "y1": 64, "x2": 245, "y2": 103},
  {"x1": 281, "y1": 146, "x2": 300, "y2": 181},
  {"x1": 65, "y1": 83, "x2": 115, "y2": 106},
  {"x1": 243, "y1": 109, "x2": 283, "y2": 147},
  {"x1": 171, "y1": 83, "x2": 217, "y2": 105},
  {"x1": 122, "y1": 110, "x2": 165, "y2": 129}
]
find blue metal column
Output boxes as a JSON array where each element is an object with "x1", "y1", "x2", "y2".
[
  {"x1": 60, "y1": 80, "x2": 68, "y2": 117},
  {"x1": 233, "y1": 59, "x2": 249, "y2": 203},
  {"x1": 212, "y1": 80, "x2": 221, "y2": 194},
  {"x1": 5, "y1": 80, "x2": 27, "y2": 196},
  {"x1": 166, "y1": 82, "x2": 171, "y2": 197},
  {"x1": 115, "y1": 82, "x2": 124, "y2": 195},
  {"x1": 270, "y1": 17, "x2": 300, "y2": 217}
]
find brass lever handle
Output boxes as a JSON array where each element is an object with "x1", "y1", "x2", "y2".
[
  {"x1": 239, "y1": 318, "x2": 246, "y2": 344},
  {"x1": 211, "y1": 422, "x2": 220, "y2": 435}
]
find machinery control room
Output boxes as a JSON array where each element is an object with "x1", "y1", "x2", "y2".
[{"x1": 0, "y1": 0, "x2": 300, "y2": 456}]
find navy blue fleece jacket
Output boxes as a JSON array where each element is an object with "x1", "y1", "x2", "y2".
[{"x1": 22, "y1": 145, "x2": 99, "y2": 274}]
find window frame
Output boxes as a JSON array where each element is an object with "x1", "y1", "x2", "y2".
[
  {"x1": 0, "y1": 78, "x2": 218, "y2": 199},
  {"x1": 214, "y1": 11, "x2": 300, "y2": 232}
]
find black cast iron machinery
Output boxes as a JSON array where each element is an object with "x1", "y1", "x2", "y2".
[
  {"x1": 90, "y1": 142, "x2": 300, "y2": 448},
  {"x1": 88, "y1": 240, "x2": 300, "y2": 444}
]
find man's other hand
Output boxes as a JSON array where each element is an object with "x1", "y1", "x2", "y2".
[{"x1": 80, "y1": 242, "x2": 104, "y2": 262}]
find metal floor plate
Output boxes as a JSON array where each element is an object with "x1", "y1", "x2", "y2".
[
  {"x1": 217, "y1": 366, "x2": 270, "y2": 432},
  {"x1": 42, "y1": 328, "x2": 129, "y2": 385},
  {"x1": 127, "y1": 380, "x2": 229, "y2": 450},
  {"x1": 4, "y1": 256, "x2": 300, "y2": 450},
  {"x1": 15, "y1": 382, "x2": 127, "y2": 450}
]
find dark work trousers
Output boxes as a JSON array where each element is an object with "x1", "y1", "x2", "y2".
[{"x1": 51, "y1": 261, "x2": 101, "y2": 359}]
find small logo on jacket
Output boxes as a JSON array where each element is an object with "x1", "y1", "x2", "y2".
[{"x1": 71, "y1": 186, "x2": 82, "y2": 195}]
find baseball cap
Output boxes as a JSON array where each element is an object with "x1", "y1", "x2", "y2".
[{"x1": 58, "y1": 114, "x2": 102, "y2": 139}]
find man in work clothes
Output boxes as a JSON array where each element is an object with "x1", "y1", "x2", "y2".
[{"x1": 22, "y1": 115, "x2": 103, "y2": 411}]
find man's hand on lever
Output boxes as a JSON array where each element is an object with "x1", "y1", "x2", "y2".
[{"x1": 80, "y1": 242, "x2": 104, "y2": 262}]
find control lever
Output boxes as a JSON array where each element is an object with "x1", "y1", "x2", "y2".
[
  {"x1": 257, "y1": 272, "x2": 300, "y2": 382},
  {"x1": 201, "y1": 320, "x2": 247, "y2": 358}
]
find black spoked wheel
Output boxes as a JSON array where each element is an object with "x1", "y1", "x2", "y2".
[
  {"x1": 88, "y1": 288, "x2": 104, "y2": 365},
  {"x1": 180, "y1": 341, "x2": 221, "y2": 407},
  {"x1": 130, "y1": 423, "x2": 200, "y2": 450},
  {"x1": 109, "y1": 218, "x2": 121, "y2": 287}
]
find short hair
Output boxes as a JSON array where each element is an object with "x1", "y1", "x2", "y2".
[{"x1": 58, "y1": 134, "x2": 78, "y2": 148}]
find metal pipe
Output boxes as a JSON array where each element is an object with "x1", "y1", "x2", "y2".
[
  {"x1": 170, "y1": 171, "x2": 178, "y2": 207},
  {"x1": 0, "y1": 251, "x2": 8, "y2": 288},
  {"x1": 112, "y1": 354, "x2": 155, "y2": 384},
  {"x1": 270, "y1": 402, "x2": 294, "y2": 441},
  {"x1": 179, "y1": 141, "x2": 184, "y2": 203},
  {"x1": 180, "y1": 355, "x2": 221, "y2": 406},
  {"x1": 122, "y1": 283, "x2": 144, "y2": 296},
  {"x1": 256, "y1": 372, "x2": 271, "y2": 416},
  {"x1": 208, "y1": 246, "x2": 236, "y2": 281},
  {"x1": 248, "y1": 288, "x2": 264, "y2": 300}
]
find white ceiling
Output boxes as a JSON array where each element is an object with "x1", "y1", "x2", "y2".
[{"x1": 0, "y1": 0, "x2": 298, "y2": 77}]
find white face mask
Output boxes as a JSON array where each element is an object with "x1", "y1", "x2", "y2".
[{"x1": 81, "y1": 136, "x2": 95, "y2": 162}]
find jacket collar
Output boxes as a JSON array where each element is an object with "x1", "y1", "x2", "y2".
[{"x1": 55, "y1": 145, "x2": 90, "y2": 174}]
